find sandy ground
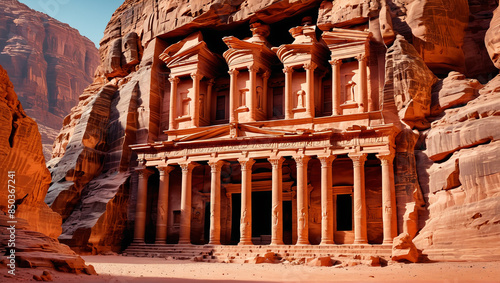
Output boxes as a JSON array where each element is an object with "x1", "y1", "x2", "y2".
[{"x1": 2, "y1": 255, "x2": 500, "y2": 282}]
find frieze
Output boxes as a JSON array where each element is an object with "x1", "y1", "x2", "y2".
[{"x1": 142, "y1": 134, "x2": 390, "y2": 160}]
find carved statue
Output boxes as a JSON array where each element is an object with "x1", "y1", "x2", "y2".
[
  {"x1": 346, "y1": 80, "x2": 356, "y2": 102},
  {"x1": 297, "y1": 90, "x2": 305, "y2": 108},
  {"x1": 256, "y1": 86, "x2": 263, "y2": 110}
]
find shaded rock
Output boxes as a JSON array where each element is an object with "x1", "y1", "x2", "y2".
[
  {"x1": 0, "y1": 65, "x2": 61, "y2": 238},
  {"x1": 0, "y1": 0, "x2": 99, "y2": 161},
  {"x1": 430, "y1": 72, "x2": 482, "y2": 116},
  {"x1": 392, "y1": 233, "x2": 419, "y2": 263},
  {"x1": 485, "y1": 6, "x2": 500, "y2": 69},
  {"x1": 384, "y1": 35, "x2": 438, "y2": 129}
]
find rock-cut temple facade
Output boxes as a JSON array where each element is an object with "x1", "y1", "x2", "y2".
[{"x1": 129, "y1": 18, "x2": 400, "y2": 249}]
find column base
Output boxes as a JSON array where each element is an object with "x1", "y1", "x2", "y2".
[
  {"x1": 320, "y1": 240, "x2": 335, "y2": 245},
  {"x1": 382, "y1": 239, "x2": 393, "y2": 245},
  {"x1": 155, "y1": 240, "x2": 166, "y2": 245},
  {"x1": 295, "y1": 241, "x2": 310, "y2": 246},
  {"x1": 270, "y1": 241, "x2": 285, "y2": 246},
  {"x1": 353, "y1": 239, "x2": 368, "y2": 244},
  {"x1": 238, "y1": 240, "x2": 253, "y2": 245},
  {"x1": 132, "y1": 239, "x2": 145, "y2": 244},
  {"x1": 208, "y1": 241, "x2": 221, "y2": 245},
  {"x1": 178, "y1": 240, "x2": 192, "y2": 245}
]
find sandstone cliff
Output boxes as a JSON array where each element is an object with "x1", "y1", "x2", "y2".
[
  {"x1": 0, "y1": 0, "x2": 99, "y2": 160},
  {"x1": 0, "y1": 65, "x2": 96, "y2": 275},
  {"x1": 47, "y1": 0, "x2": 500, "y2": 260}
]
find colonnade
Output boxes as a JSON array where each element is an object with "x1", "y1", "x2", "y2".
[{"x1": 133, "y1": 152, "x2": 396, "y2": 246}]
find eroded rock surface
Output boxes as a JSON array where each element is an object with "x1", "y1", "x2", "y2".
[
  {"x1": 0, "y1": 65, "x2": 95, "y2": 274},
  {"x1": 485, "y1": 6, "x2": 500, "y2": 69},
  {"x1": 0, "y1": 0, "x2": 99, "y2": 160}
]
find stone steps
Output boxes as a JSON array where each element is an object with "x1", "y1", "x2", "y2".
[{"x1": 123, "y1": 244, "x2": 392, "y2": 262}]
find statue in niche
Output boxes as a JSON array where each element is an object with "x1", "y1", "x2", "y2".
[
  {"x1": 199, "y1": 94, "x2": 205, "y2": 118},
  {"x1": 346, "y1": 80, "x2": 356, "y2": 102},
  {"x1": 181, "y1": 91, "x2": 189, "y2": 117},
  {"x1": 296, "y1": 89, "x2": 305, "y2": 108},
  {"x1": 256, "y1": 86, "x2": 263, "y2": 110}
]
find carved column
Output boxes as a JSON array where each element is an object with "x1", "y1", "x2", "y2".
[
  {"x1": 190, "y1": 72, "x2": 203, "y2": 127},
  {"x1": 330, "y1": 59, "x2": 342, "y2": 116},
  {"x1": 228, "y1": 69, "x2": 239, "y2": 123},
  {"x1": 179, "y1": 162, "x2": 197, "y2": 245},
  {"x1": 349, "y1": 153, "x2": 368, "y2": 244},
  {"x1": 293, "y1": 155, "x2": 310, "y2": 245},
  {"x1": 206, "y1": 79, "x2": 214, "y2": 121},
  {"x1": 377, "y1": 152, "x2": 397, "y2": 244},
  {"x1": 283, "y1": 66, "x2": 294, "y2": 119},
  {"x1": 318, "y1": 155, "x2": 335, "y2": 245},
  {"x1": 262, "y1": 71, "x2": 270, "y2": 117},
  {"x1": 208, "y1": 160, "x2": 224, "y2": 245},
  {"x1": 134, "y1": 168, "x2": 153, "y2": 243},
  {"x1": 248, "y1": 65, "x2": 258, "y2": 122},
  {"x1": 238, "y1": 158, "x2": 255, "y2": 245},
  {"x1": 168, "y1": 76, "x2": 180, "y2": 130},
  {"x1": 356, "y1": 54, "x2": 368, "y2": 113},
  {"x1": 268, "y1": 157, "x2": 285, "y2": 245},
  {"x1": 156, "y1": 166, "x2": 175, "y2": 244},
  {"x1": 303, "y1": 62, "x2": 317, "y2": 118}
]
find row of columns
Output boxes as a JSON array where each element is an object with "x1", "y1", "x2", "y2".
[{"x1": 133, "y1": 152, "x2": 396, "y2": 246}]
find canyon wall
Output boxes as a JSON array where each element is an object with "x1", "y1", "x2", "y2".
[
  {"x1": 0, "y1": 0, "x2": 99, "y2": 160},
  {"x1": 46, "y1": 0, "x2": 500, "y2": 260},
  {"x1": 0, "y1": 65, "x2": 96, "y2": 274}
]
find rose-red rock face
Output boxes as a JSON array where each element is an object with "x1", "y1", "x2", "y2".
[
  {"x1": 0, "y1": 64, "x2": 61, "y2": 238},
  {"x1": 486, "y1": 6, "x2": 500, "y2": 69},
  {"x1": 0, "y1": 0, "x2": 99, "y2": 160}
]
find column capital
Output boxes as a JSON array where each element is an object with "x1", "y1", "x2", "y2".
[
  {"x1": 348, "y1": 152, "x2": 367, "y2": 165},
  {"x1": 168, "y1": 75, "x2": 180, "y2": 84},
  {"x1": 238, "y1": 158, "x2": 255, "y2": 170},
  {"x1": 317, "y1": 155, "x2": 336, "y2": 167},
  {"x1": 355, "y1": 54, "x2": 368, "y2": 62},
  {"x1": 179, "y1": 162, "x2": 198, "y2": 172},
  {"x1": 268, "y1": 156, "x2": 285, "y2": 167},
  {"x1": 248, "y1": 65, "x2": 259, "y2": 73},
  {"x1": 157, "y1": 165, "x2": 175, "y2": 176},
  {"x1": 262, "y1": 70, "x2": 271, "y2": 79},
  {"x1": 303, "y1": 62, "x2": 317, "y2": 71},
  {"x1": 208, "y1": 160, "x2": 225, "y2": 172},
  {"x1": 329, "y1": 59, "x2": 343, "y2": 66},
  {"x1": 228, "y1": 68, "x2": 239, "y2": 76},
  {"x1": 282, "y1": 66, "x2": 294, "y2": 74},
  {"x1": 292, "y1": 155, "x2": 311, "y2": 166},
  {"x1": 376, "y1": 152, "x2": 395, "y2": 165},
  {"x1": 207, "y1": 78, "x2": 215, "y2": 86},
  {"x1": 190, "y1": 72, "x2": 203, "y2": 81},
  {"x1": 136, "y1": 167, "x2": 154, "y2": 178}
]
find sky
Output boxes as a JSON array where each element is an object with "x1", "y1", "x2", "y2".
[{"x1": 18, "y1": 0, "x2": 124, "y2": 48}]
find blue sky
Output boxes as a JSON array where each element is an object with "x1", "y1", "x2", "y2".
[{"x1": 18, "y1": 0, "x2": 123, "y2": 48}]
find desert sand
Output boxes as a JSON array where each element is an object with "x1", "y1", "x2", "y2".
[{"x1": 2, "y1": 256, "x2": 500, "y2": 282}]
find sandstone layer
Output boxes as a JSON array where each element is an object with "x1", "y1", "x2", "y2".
[
  {"x1": 47, "y1": 0, "x2": 500, "y2": 261},
  {"x1": 0, "y1": 65, "x2": 96, "y2": 275},
  {"x1": 0, "y1": 0, "x2": 99, "y2": 160}
]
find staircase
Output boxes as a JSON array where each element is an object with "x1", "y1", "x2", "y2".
[{"x1": 123, "y1": 243, "x2": 392, "y2": 263}]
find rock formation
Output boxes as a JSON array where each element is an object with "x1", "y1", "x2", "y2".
[
  {"x1": 0, "y1": 0, "x2": 99, "y2": 160},
  {"x1": 0, "y1": 65, "x2": 96, "y2": 275},
  {"x1": 46, "y1": 0, "x2": 500, "y2": 262}
]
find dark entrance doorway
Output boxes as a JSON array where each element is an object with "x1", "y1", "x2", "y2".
[
  {"x1": 252, "y1": 191, "x2": 272, "y2": 244},
  {"x1": 230, "y1": 194, "x2": 241, "y2": 244},
  {"x1": 337, "y1": 194, "x2": 353, "y2": 231}
]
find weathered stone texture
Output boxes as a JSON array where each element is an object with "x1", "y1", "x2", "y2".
[
  {"x1": 0, "y1": 65, "x2": 61, "y2": 238},
  {"x1": 414, "y1": 75, "x2": 500, "y2": 261},
  {"x1": 384, "y1": 35, "x2": 438, "y2": 129},
  {"x1": 0, "y1": 0, "x2": 99, "y2": 161},
  {"x1": 485, "y1": 5, "x2": 500, "y2": 69}
]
